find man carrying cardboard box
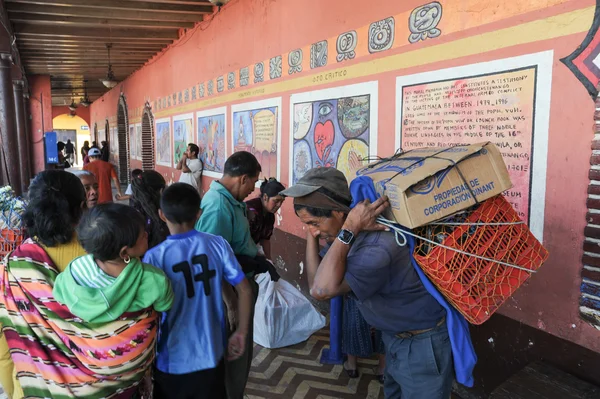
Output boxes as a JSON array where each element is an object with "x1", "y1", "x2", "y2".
[{"x1": 281, "y1": 167, "x2": 452, "y2": 399}]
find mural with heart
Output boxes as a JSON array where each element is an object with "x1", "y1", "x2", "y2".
[
  {"x1": 231, "y1": 98, "x2": 282, "y2": 182},
  {"x1": 290, "y1": 82, "x2": 379, "y2": 184}
]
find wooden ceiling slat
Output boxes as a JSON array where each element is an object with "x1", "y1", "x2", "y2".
[
  {"x1": 9, "y1": 12, "x2": 195, "y2": 29},
  {"x1": 6, "y1": 4, "x2": 205, "y2": 22},
  {"x1": 13, "y1": 23, "x2": 180, "y2": 40},
  {"x1": 22, "y1": 54, "x2": 156, "y2": 60},
  {"x1": 5, "y1": 0, "x2": 214, "y2": 13}
]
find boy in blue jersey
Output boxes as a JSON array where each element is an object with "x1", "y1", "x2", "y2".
[{"x1": 143, "y1": 183, "x2": 252, "y2": 399}]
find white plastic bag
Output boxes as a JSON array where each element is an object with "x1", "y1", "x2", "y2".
[{"x1": 253, "y1": 273, "x2": 326, "y2": 348}]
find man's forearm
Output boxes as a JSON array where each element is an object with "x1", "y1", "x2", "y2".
[
  {"x1": 311, "y1": 239, "x2": 351, "y2": 300},
  {"x1": 305, "y1": 233, "x2": 320, "y2": 291},
  {"x1": 112, "y1": 177, "x2": 123, "y2": 196},
  {"x1": 234, "y1": 278, "x2": 253, "y2": 335}
]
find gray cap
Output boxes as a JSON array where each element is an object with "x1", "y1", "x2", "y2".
[
  {"x1": 88, "y1": 148, "x2": 101, "y2": 157},
  {"x1": 280, "y1": 167, "x2": 351, "y2": 202}
]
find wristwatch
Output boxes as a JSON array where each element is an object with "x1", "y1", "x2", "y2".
[{"x1": 337, "y1": 229, "x2": 356, "y2": 245}]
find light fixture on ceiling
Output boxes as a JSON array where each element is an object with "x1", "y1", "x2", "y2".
[
  {"x1": 100, "y1": 43, "x2": 118, "y2": 89},
  {"x1": 80, "y1": 80, "x2": 91, "y2": 107},
  {"x1": 68, "y1": 99, "x2": 78, "y2": 112},
  {"x1": 208, "y1": 0, "x2": 230, "y2": 8}
]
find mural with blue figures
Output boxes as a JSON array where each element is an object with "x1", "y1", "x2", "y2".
[
  {"x1": 292, "y1": 95, "x2": 371, "y2": 184},
  {"x1": 197, "y1": 113, "x2": 226, "y2": 174}
]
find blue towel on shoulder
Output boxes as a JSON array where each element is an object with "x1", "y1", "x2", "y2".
[{"x1": 350, "y1": 176, "x2": 477, "y2": 387}]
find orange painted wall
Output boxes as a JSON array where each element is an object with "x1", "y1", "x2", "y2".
[
  {"x1": 52, "y1": 105, "x2": 91, "y2": 126},
  {"x1": 27, "y1": 75, "x2": 53, "y2": 174},
  {"x1": 90, "y1": 0, "x2": 600, "y2": 352}
]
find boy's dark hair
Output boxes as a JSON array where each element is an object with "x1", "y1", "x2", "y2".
[
  {"x1": 77, "y1": 203, "x2": 146, "y2": 262},
  {"x1": 23, "y1": 170, "x2": 86, "y2": 247},
  {"x1": 224, "y1": 151, "x2": 261, "y2": 178},
  {"x1": 161, "y1": 183, "x2": 201, "y2": 224},
  {"x1": 188, "y1": 143, "x2": 200, "y2": 157},
  {"x1": 131, "y1": 169, "x2": 143, "y2": 179},
  {"x1": 293, "y1": 204, "x2": 333, "y2": 218}
]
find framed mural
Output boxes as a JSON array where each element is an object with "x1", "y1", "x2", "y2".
[
  {"x1": 231, "y1": 98, "x2": 282, "y2": 182},
  {"x1": 155, "y1": 117, "x2": 172, "y2": 167},
  {"x1": 135, "y1": 123, "x2": 143, "y2": 160},
  {"x1": 97, "y1": 130, "x2": 105, "y2": 147},
  {"x1": 395, "y1": 51, "x2": 552, "y2": 241},
  {"x1": 173, "y1": 113, "x2": 194, "y2": 165},
  {"x1": 109, "y1": 127, "x2": 119, "y2": 166},
  {"x1": 289, "y1": 81, "x2": 379, "y2": 185},
  {"x1": 129, "y1": 125, "x2": 136, "y2": 159},
  {"x1": 197, "y1": 106, "x2": 227, "y2": 179}
]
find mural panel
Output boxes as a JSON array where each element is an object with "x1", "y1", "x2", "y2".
[
  {"x1": 197, "y1": 106, "x2": 227, "y2": 178},
  {"x1": 396, "y1": 51, "x2": 553, "y2": 240},
  {"x1": 135, "y1": 123, "x2": 142, "y2": 161},
  {"x1": 231, "y1": 98, "x2": 282, "y2": 182},
  {"x1": 173, "y1": 113, "x2": 194, "y2": 164},
  {"x1": 155, "y1": 118, "x2": 172, "y2": 167},
  {"x1": 129, "y1": 125, "x2": 136, "y2": 159},
  {"x1": 290, "y1": 82, "x2": 379, "y2": 185}
]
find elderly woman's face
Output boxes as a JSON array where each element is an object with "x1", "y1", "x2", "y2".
[
  {"x1": 263, "y1": 194, "x2": 285, "y2": 214},
  {"x1": 80, "y1": 175, "x2": 99, "y2": 209}
]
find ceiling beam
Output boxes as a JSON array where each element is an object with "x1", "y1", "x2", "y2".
[
  {"x1": 17, "y1": 38, "x2": 172, "y2": 46},
  {"x1": 8, "y1": 12, "x2": 195, "y2": 29},
  {"x1": 13, "y1": 23, "x2": 180, "y2": 40},
  {"x1": 22, "y1": 53, "x2": 155, "y2": 60},
  {"x1": 5, "y1": 0, "x2": 214, "y2": 14},
  {"x1": 6, "y1": 3, "x2": 205, "y2": 22},
  {"x1": 17, "y1": 42, "x2": 166, "y2": 51}
]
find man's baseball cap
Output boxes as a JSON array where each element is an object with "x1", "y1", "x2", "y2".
[
  {"x1": 88, "y1": 148, "x2": 101, "y2": 157},
  {"x1": 280, "y1": 167, "x2": 351, "y2": 203}
]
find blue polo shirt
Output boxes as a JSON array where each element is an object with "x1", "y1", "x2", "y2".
[
  {"x1": 143, "y1": 230, "x2": 245, "y2": 374},
  {"x1": 321, "y1": 231, "x2": 445, "y2": 334},
  {"x1": 196, "y1": 181, "x2": 258, "y2": 258}
]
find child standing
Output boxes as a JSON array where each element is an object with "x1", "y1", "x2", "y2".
[
  {"x1": 143, "y1": 183, "x2": 252, "y2": 399},
  {"x1": 54, "y1": 203, "x2": 174, "y2": 323}
]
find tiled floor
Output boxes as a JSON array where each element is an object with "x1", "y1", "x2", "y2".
[{"x1": 246, "y1": 326, "x2": 385, "y2": 399}]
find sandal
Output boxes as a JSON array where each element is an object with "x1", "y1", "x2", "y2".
[
  {"x1": 344, "y1": 361, "x2": 359, "y2": 378},
  {"x1": 373, "y1": 367, "x2": 385, "y2": 384}
]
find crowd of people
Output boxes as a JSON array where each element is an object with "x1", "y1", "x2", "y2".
[{"x1": 0, "y1": 142, "x2": 456, "y2": 399}]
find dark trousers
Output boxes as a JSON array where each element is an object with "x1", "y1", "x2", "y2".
[
  {"x1": 225, "y1": 277, "x2": 259, "y2": 399},
  {"x1": 381, "y1": 322, "x2": 454, "y2": 399},
  {"x1": 153, "y1": 361, "x2": 226, "y2": 399}
]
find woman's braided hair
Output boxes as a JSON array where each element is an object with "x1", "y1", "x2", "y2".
[{"x1": 131, "y1": 170, "x2": 169, "y2": 248}]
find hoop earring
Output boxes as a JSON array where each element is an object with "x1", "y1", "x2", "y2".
[{"x1": 124, "y1": 255, "x2": 131, "y2": 264}]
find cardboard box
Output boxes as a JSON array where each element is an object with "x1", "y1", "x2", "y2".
[{"x1": 356, "y1": 142, "x2": 512, "y2": 228}]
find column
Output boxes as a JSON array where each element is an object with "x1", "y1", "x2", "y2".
[
  {"x1": 0, "y1": 53, "x2": 21, "y2": 195},
  {"x1": 13, "y1": 80, "x2": 30, "y2": 194}
]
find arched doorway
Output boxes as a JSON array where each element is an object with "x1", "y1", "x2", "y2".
[
  {"x1": 52, "y1": 114, "x2": 91, "y2": 167},
  {"x1": 141, "y1": 102, "x2": 155, "y2": 171},
  {"x1": 117, "y1": 94, "x2": 130, "y2": 183}
]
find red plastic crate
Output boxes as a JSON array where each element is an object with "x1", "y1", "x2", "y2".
[
  {"x1": 0, "y1": 228, "x2": 25, "y2": 259},
  {"x1": 413, "y1": 195, "x2": 549, "y2": 325}
]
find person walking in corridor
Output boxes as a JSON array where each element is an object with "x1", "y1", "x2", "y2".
[{"x1": 83, "y1": 148, "x2": 123, "y2": 204}]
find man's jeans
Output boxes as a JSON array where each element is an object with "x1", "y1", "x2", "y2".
[
  {"x1": 382, "y1": 322, "x2": 454, "y2": 399},
  {"x1": 225, "y1": 277, "x2": 259, "y2": 399}
]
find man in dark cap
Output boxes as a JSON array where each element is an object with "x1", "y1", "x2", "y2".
[{"x1": 281, "y1": 167, "x2": 452, "y2": 399}]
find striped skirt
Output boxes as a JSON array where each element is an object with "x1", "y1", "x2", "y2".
[{"x1": 342, "y1": 295, "x2": 385, "y2": 357}]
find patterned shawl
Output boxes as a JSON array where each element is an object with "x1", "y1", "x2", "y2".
[{"x1": 0, "y1": 240, "x2": 158, "y2": 399}]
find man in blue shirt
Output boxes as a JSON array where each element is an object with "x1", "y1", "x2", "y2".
[
  {"x1": 196, "y1": 151, "x2": 278, "y2": 399},
  {"x1": 143, "y1": 183, "x2": 252, "y2": 399},
  {"x1": 281, "y1": 168, "x2": 452, "y2": 399}
]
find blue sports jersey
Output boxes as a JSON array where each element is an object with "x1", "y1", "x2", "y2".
[{"x1": 143, "y1": 229, "x2": 245, "y2": 374}]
